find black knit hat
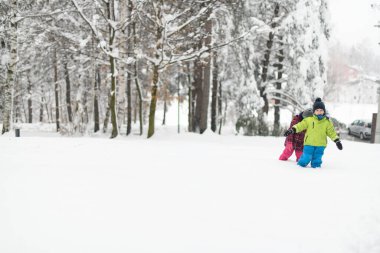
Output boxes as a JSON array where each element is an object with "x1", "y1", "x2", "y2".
[{"x1": 313, "y1": 98, "x2": 326, "y2": 113}]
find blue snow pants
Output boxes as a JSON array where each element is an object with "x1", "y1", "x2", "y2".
[{"x1": 297, "y1": 145, "x2": 325, "y2": 168}]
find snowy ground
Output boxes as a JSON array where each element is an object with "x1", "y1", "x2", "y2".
[{"x1": 1, "y1": 130, "x2": 380, "y2": 253}]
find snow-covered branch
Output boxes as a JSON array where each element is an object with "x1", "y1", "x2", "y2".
[
  {"x1": 159, "y1": 32, "x2": 248, "y2": 69},
  {"x1": 70, "y1": 0, "x2": 102, "y2": 40},
  {"x1": 166, "y1": 6, "x2": 209, "y2": 38}
]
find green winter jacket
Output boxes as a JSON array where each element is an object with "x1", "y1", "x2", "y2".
[{"x1": 293, "y1": 115, "x2": 339, "y2": 147}]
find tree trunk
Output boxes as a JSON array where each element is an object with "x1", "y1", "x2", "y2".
[
  {"x1": 21, "y1": 98, "x2": 27, "y2": 123},
  {"x1": 162, "y1": 100, "x2": 167, "y2": 126},
  {"x1": 273, "y1": 35, "x2": 284, "y2": 136},
  {"x1": 103, "y1": 102, "x2": 110, "y2": 133},
  {"x1": 14, "y1": 77, "x2": 21, "y2": 123},
  {"x1": 134, "y1": 64, "x2": 143, "y2": 135},
  {"x1": 188, "y1": 81, "x2": 192, "y2": 132},
  {"x1": 126, "y1": 75, "x2": 132, "y2": 135},
  {"x1": 162, "y1": 85, "x2": 168, "y2": 126},
  {"x1": 260, "y1": 3, "x2": 280, "y2": 115},
  {"x1": 27, "y1": 74, "x2": 33, "y2": 123},
  {"x1": 192, "y1": 56, "x2": 203, "y2": 132},
  {"x1": 132, "y1": 13, "x2": 143, "y2": 136},
  {"x1": 147, "y1": 64, "x2": 159, "y2": 138},
  {"x1": 1, "y1": 0, "x2": 17, "y2": 134},
  {"x1": 108, "y1": 0, "x2": 118, "y2": 138},
  {"x1": 126, "y1": 0, "x2": 133, "y2": 136},
  {"x1": 45, "y1": 98, "x2": 51, "y2": 123},
  {"x1": 39, "y1": 104, "x2": 44, "y2": 122},
  {"x1": 54, "y1": 50, "x2": 60, "y2": 131},
  {"x1": 0, "y1": 83, "x2": 3, "y2": 121},
  {"x1": 199, "y1": 18, "x2": 212, "y2": 134},
  {"x1": 200, "y1": 70, "x2": 211, "y2": 132},
  {"x1": 211, "y1": 51, "x2": 218, "y2": 132},
  {"x1": 109, "y1": 54, "x2": 118, "y2": 138},
  {"x1": 64, "y1": 61, "x2": 73, "y2": 123},
  {"x1": 147, "y1": 2, "x2": 163, "y2": 138},
  {"x1": 39, "y1": 85, "x2": 44, "y2": 122},
  {"x1": 83, "y1": 81, "x2": 89, "y2": 125},
  {"x1": 177, "y1": 77, "x2": 180, "y2": 133},
  {"x1": 256, "y1": 3, "x2": 280, "y2": 136},
  {"x1": 133, "y1": 91, "x2": 137, "y2": 124},
  {"x1": 218, "y1": 81, "x2": 223, "y2": 135},
  {"x1": 187, "y1": 63, "x2": 193, "y2": 132},
  {"x1": 118, "y1": 0, "x2": 127, "y2": 129},
  {"x1": 94, "y1": 67, "x2": 100, "y2": 133}
]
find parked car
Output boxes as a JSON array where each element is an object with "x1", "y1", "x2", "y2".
[{"x1": 347, "y1": 119, "x2": 372, "y2": 140}]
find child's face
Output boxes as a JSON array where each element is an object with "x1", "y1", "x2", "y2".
[{"x1": 314, "y1": 109, "x2": 324, "y2": 115}]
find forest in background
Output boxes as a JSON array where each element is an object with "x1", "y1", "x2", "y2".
[{"x1": 0, "y1": 0, "x2": 330, "y2": 138}]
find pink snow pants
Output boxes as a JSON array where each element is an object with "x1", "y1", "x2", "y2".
[{"x1": 279, "y1": 142, "x2": 302, "y2": 161}]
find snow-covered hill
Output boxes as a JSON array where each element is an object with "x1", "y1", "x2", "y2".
[{"x1": 1, "y1": 132, "x2": 380, "y2": 253}]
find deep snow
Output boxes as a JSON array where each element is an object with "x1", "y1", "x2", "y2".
[{"x1": 1, "y1": 130, "x2": 380, "y2": 253}]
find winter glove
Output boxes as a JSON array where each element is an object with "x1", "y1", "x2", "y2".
[
  {"x1": 284, "y1": 127, "x2": 296, "y2": 137},
  {"x1": 334, "y1": 139, "x2": 343, "y2": 150}
]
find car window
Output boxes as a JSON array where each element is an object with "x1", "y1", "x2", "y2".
[
  {"x1": 367, "y1": 123, "x2": 372, "y2": 128},
  {"x1": 358, "y1": 121, "x2": 364, "y2": 126},
  {"x1": 352, "y1": 120, "x2": 358, "y2": 125}
]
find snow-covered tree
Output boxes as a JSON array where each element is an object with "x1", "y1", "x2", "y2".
[
  {"x1": 215, "y1": 0, "x2": 267, "y2": 136},
  {"x1": 280, "y1": 0, "x2": 330, "y2": 109},
  {"x1": 135, "y1": 0, "x2": 236, "y2": 137}
]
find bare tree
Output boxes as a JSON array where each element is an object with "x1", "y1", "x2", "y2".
[{"x1": 2, "y1": 0, "x2": 18, "y2": 134}]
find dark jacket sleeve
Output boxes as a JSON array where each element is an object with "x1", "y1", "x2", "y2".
[{"x1": 285, "y1": 116, "x2": 300, "y2": 144}]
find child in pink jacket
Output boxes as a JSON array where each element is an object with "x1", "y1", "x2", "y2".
[{"x1": 279, "y1": 109, "x2": 313, "y2": 161}]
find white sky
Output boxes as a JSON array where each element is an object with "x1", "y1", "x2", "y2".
[{"x1": 328, "y1": 0, "x2": 380, "y2": 51}]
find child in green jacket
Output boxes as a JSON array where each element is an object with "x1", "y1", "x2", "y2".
[{"x1": 284, "y1": 98, "x2": 343, "y2": 168}]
